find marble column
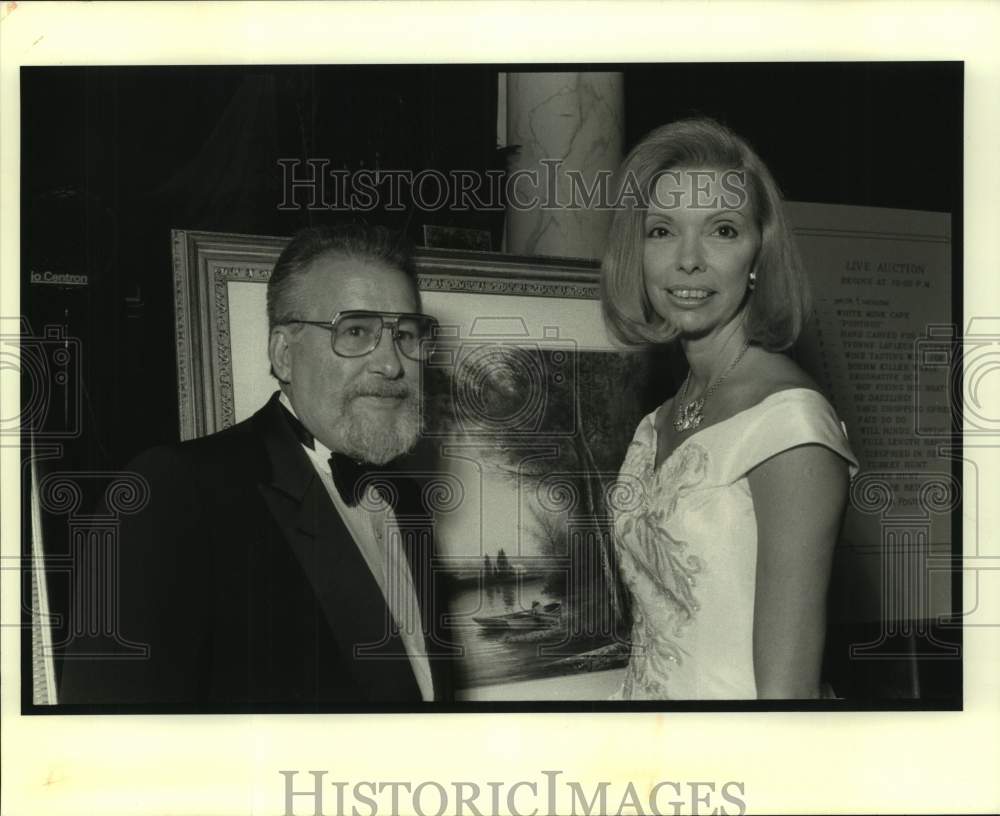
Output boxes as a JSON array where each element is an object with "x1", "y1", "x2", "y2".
[{"x1": 505, "y1": 72, "x2": 624, "y2": 260}]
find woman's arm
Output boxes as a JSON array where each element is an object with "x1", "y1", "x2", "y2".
[{"x1": 747, "y1": 443, "x2": 849, "y2": 698}]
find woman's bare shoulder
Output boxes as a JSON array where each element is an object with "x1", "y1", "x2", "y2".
[{"x1": 730, "y1": 349, "x2": 820, "y2": 407}]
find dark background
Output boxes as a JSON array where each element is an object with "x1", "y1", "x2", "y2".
[
  {"x1": 21, "y1": 63, "x2": 963, "y2": 705},
  {"x1": 22, "y1": 63, "x2": 962, "y2": 469}
]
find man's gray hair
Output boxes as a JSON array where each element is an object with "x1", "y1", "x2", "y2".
[{"x1": 267, "y1": 223, "x2": 418, "y2": 330}]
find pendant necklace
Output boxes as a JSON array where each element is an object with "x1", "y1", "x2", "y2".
[{"x1": 673, "y1": 339, "x2": 752, "y2": 432}]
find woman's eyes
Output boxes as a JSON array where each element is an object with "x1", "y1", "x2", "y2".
[{"x1": 645, "y1": 223, "x2": 740, "y2": 238}]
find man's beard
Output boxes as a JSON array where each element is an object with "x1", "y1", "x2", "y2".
[{"x1": 328, "y1": 384, "x2": 421, "y2": 465}]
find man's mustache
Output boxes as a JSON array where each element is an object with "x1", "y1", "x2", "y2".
[{"x1": 346, "y1": 382, "x2": 412, "y2": 400}]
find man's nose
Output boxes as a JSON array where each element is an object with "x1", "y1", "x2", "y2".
[{"x1": 366, "y1": 327, "x2": 405, "y2": 378}]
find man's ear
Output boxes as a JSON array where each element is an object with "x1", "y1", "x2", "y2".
[{"x1": 269, "y1": 328, "x2": 294, "y2": 383}]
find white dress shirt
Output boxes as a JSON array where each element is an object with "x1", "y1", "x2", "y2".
[{"x1": 280, "y1": 393, "x2": 434, "y2": 701}]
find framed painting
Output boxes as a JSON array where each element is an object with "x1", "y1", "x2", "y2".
[{"x1": 171, "y1": 230, "x2": 678, "y2": 699}]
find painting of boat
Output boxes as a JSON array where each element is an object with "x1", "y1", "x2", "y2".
[{"x1": 473, "y1": 601, "x2": 562, "y2": 632}]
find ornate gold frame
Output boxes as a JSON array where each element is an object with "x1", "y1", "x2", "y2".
[{"x1": 171, "y1": 229, "x2": 601, "y2": 441}]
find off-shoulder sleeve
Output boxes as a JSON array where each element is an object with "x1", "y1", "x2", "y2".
[
  {"x1": 617, "y1": 408, "x2": 659, "y2": 480},
  {"x1": 714, "y1": 389, "x2": 860, "y2": 484}
]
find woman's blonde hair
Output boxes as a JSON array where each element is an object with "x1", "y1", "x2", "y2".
[{"x1": 601, "y1": 117, "x2": 809, "y2": 351}]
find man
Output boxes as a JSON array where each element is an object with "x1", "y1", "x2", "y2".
[{"x1": 59, "y1": 224, "x2": 455, "y2": 706}]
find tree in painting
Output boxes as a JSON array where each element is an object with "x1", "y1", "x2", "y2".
[{"x1": 418, "y1": 337, "x2": 679, "y2": 677}]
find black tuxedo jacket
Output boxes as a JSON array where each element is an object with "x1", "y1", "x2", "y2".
[{"x1": 58, "y1": 392, "x2": 456, "y2": 707}]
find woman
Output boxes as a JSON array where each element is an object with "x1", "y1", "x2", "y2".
[{"x1": 601, "y1": 118, "x2": 858, "y2": 699}]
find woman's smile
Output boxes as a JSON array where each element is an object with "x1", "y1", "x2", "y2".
[{"x1": 665, "y1": 286, "x2": 715, "y2": 304}]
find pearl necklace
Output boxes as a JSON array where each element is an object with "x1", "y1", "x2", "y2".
[{"x1": 673, "y1": 340, "x2": 752, "y2": 432}]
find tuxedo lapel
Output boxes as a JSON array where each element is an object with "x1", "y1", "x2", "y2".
[
  {"x1": 388, "y1": 474, "x2": 460, "y2": 699},
  {"x1": 253, "y1": 394, "x2": 421, "y2": 702}
]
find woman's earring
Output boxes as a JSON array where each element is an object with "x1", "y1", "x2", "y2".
[{"x1": 748, "y1": 269, "x2": 757, "y2": 292}]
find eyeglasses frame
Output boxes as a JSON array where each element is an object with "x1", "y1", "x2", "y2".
[{"x1": 274, "y1": 309, "x2": 439, "y2": 360}]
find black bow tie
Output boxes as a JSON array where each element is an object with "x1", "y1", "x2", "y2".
[
  {"x1": 328, "y1": 453, "x2": 380, "y2": 508},
  {"x1": 279, "y1": 400, "x2": 393, "y2": 508}
]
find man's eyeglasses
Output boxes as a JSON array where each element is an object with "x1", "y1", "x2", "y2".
[{"x1": 276, "y1": 310, "x2": 438, "y2": 361}]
